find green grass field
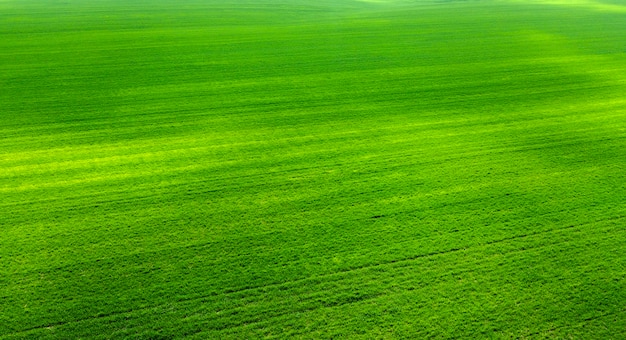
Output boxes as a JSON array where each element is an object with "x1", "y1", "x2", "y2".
[{"x1": 2, "y1": 0, "x2": 626, "y2": 338}]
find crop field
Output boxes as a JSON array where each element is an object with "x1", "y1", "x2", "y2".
[{"x1": 2, "y1": 0, "x2": 626, "y2": 338}]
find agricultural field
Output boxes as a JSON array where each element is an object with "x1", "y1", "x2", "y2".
[{"x1": 1, "y1": 0, "x2": 626, "y2": 338}]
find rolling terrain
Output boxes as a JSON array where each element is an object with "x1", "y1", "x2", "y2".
[{"x1": 1, "y1": 0, "x2": 626, "y2": 338}]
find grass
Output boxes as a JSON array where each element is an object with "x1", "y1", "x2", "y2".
[{"x1": 1, "y1": 0, "x2": 626, "y2": 338}]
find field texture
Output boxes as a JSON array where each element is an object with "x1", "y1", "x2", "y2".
[{"x1": 2, "y1": 0, "x2": 626, "y2": 338}]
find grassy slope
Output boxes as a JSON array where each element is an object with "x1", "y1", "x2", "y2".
[{"x1": 1, "y1": 0, "x2": 626, "y2": 338}]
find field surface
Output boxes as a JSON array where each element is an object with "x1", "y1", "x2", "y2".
[{"x1": 2, "y1": 0, "x2": 626, "y2": 338}]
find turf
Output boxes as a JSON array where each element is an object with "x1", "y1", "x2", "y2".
[{"x1": 1, "y1": 0, "x2": 626, "y2": 338}]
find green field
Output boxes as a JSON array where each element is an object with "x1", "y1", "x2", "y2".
[{"x1": 2, "y1": 0, "x2": 626, "y2": 338}]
